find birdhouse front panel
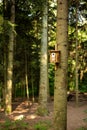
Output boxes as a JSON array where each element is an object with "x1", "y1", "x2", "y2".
[
  {"x1": 50, "y1": 53, "x2": 56, "y2": 63},
  {"x1": 50, "y1": 50, "x2": 60, "y2": 63}
]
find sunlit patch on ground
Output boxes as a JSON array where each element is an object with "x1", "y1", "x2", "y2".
[{"x1": 0, "y1": 98, "x2": 87, "y2": 130}]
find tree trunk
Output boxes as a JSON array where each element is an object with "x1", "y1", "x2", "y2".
[
  {"x1": 75, "y1": 0, "x2": 79, "y2": 107},
  {"x1": 54, "y1": 0, "x2": 68, "y2": 130},
  {"x1": 5, "y1": 0, "x2": 15, "y2": 114},
  {"x1": 38, "y1": 0, "x2": 48, "y2": 116},
  {"x1": 25, "y1": 48, "x2": 29, "y2": 103},
  {"x1": 3, "y1": 0, "x2": 8, "y2": 110},
  {"x1": 31, "y1": 73, "x2": 34, "y2": 103}
]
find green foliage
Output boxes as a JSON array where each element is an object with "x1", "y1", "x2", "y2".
[
  {"x1": 0, "y1": 1, "x2": 3, "y2": 14},
  {"x1": 0, "y1": 82, "x2": 3, "y2": 96},
  {"x1": 2, "y1": 119, "x2": 11, "y2": 130},
  {"x1": 0, "y1": 15, "x2": 3, "y2": 33},
  {"x1": 79, "y1": 72, "x2": 87, "y2": 93},
  {"x1": 0, "y1": 0, "x2": 87, "y2": 99},
  {"x1": 0, "y1": 119, "x2": 52, "y2": 130},
  {"x1": 83, "y1": 118, "x2": 87, "y2": 122},
  {"x1": 34, "y1": 123, "x2": 47, "y2": 130},
  {"x1": 0, "y1": 119, "x2": 29, "y2": 130},
  {"x1": 84, "y1": 109, "x2": 87, "y2": 113},
  {"x1": 34, "y1": 120, "x2": 51, "y2": 130},
  {"x1": 68, "y1": 0, "x2": 87, "y2": 93},
  {"x1": 76, "y1": 127, "x2": 87, "y2": 130}
]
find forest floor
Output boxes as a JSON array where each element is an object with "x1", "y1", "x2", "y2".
[{"x1": 0, "y1": 95, "x2": 87, "y2": 130}]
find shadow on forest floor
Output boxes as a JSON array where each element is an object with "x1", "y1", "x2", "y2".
[{"x1": 0, "y1": 96, "x2": 87, "y2": 130}]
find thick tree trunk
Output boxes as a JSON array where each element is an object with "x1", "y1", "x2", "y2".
[
  {"x1": 54, "y1": 0, "x2": 68, "y2": 130},
  {"x1": 5, "y1": 0, "x2": 15, "y2": 114},
  {"x1": 38, "y1": 0, "x2": 48, "y2": 116}
]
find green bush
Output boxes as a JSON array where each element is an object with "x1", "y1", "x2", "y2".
[
  {"x1": 76, "y1": 127, "x2": 87, "y2": 130},
  {"x1": 0, "y1": 119, "x2": 29, "y2": 130},
  {"x1": 34, "y1": 121, "x2": 51, "y2": 130}
]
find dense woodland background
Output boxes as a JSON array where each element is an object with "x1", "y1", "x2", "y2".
[
  {"x1": 0, "y1": 0, "x2": 87, "y2": 129},
  {"x1": 0, "y1": 0, "x2": 87, "y2": 130}
]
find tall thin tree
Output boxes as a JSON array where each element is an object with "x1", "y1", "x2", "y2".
[
  {"x1": 5, "y1": 0, "x2": 15, "y2": 114},
  {"x1": 25, "y1": 47, "x2": 29, "y2": 103},
  {"x1": 54, "y1": 0, "x2": 68, "y2": 130},
  {"x1": 75, "y1": 0, "x2": 79, "y2": 107},
  {"x1": 3, "y1": 0, "x2": 8, "y2": 110},
  {"x1": 38, "y1": 0, "x2": 48, "y2": 115}
]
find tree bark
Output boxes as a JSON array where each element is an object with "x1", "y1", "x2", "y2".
[
  {"x1": 38, "y1": 0, "x2": 49, "y2": 116},
  {"x1": 25, "y1": 48, "x2": 29, "y2": 103},
  {"x1": 54, "y1": 0, "x2": 68, "y2": 130},
  {"x1": 5, "y1": 0, "x2": 15, "y2": 114},
  {"x1": 3, "y1": 0, "x2": 8, "y2": 110},
  {"x1": 75, "y1": 0, "x2": 79, "y2": 107}
]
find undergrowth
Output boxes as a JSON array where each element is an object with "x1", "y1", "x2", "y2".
[
  {"x1": 76, "y1": 127, "x2": 87, "y2": 130},
  {"x1": 0, "y1": 119, "x2": 52, "y2": 130},
  {"x1": 34, "y1": 120, "x2": 52, "y2": 130},
  {"x1": 0, "y1": 119, "x2": 29, "y2": 130}
]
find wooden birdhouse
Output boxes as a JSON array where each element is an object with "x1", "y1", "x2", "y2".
[{"x1": 50, "y1": 50, "x2": 60, "y2": 63}]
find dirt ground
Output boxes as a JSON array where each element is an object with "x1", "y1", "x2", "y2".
[
  {"x1": 0, "y1": 97, "x2": 87, "y2": 130},
  {"x1": 67, "y1": 101, "x2": 87, "y2": 130}
]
